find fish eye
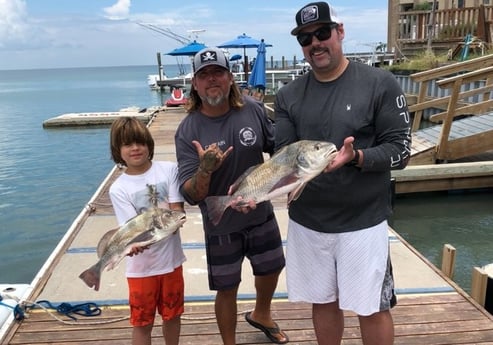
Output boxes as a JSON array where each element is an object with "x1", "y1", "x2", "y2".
[{"x1": 314, "y1": 143, "x2": 321, "y2": 150}]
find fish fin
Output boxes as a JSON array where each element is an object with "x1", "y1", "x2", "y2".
[
  {"x1": 96, "y1": 228, "x2": 119, "y2": 258},
  {"x1": 79, "y1": 264, "x2": 101, "y2": 291},
  {"x1": 287, "y1": 182, "x2": 307, "y2": 204},
  {"x1": 270, "y1": 173, "x2": 300, "y2": 193},
  {"x1": 229, "y1": 165, "x2": 259, "y2": 194},
  {"x1": 204, "y1": 195, "x2": 231, "y2": 226},
  {"x1": 128, "y1": 230, "x2": 156, "y2": 245}
]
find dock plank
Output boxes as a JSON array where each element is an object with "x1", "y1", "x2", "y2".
[
  {"x1": 6, "y1": 295, "x2": 493, "y2": 345},
  {"x1": 3, "y1": 107, "x2": 493, "y2": 345}
]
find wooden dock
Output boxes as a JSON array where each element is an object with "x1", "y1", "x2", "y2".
[
  {"x1": 2, "y1": 107, "x2": 493, "y2": 344},
  {"x1": 5, "y1": 294, "x2": 493, "y2": 345},
  {"x1": 42, "y1": 107, "x2": 160, "y2": 128}
]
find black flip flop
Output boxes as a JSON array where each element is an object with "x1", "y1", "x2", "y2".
[{"x1": 245, "y1": 311, "x2": 289, "y2": 344}]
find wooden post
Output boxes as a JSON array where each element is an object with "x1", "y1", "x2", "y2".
[
  {"x1": 471, "y1": 267, "x2": 488, "y2": 306},
  {"x1": 441, "y1": 244, "x2": 456, "y2": 279}
]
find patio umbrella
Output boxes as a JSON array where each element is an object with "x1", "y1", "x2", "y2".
[
  {"x1": 218, "y1": 33, "x2": 272, "y2": 80},
  {"x1": 166, "y1": 41, "x2": 207, "y2": 56},
  {"x1": 229, "y1": 54, "x2": 242, "y2": 61},
  {"x1": 166, "y1": 41, "x2": 207, "y2": 76},
  {"x1": 247, "y1": 39, "x2": 267, "y2": 91}
]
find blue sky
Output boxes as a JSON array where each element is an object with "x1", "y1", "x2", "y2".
[{"x1": 0, "y1": 0, "x2": 388, "y2": 70}]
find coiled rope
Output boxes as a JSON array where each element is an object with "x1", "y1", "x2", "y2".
[
  {"x1": 3, "y1": 296, "x2": 251, "y2": 325},
  {"x1": 16, "y1": 300, "x2": 129, "y2": 325},
  {"x1": 0, "y1": 293, "x2": 25, "y2": 321}
]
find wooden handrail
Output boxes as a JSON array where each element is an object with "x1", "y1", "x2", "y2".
[
  {"x1": 411, "y1": 54, "x2": 493, "y2": 83},
  {"x1": 396, "y1": 6, "x2": 493, "y2": 43},
  {"x1": 437, "y1": 65, "x2": 493, "y2": 87},
  {"x1": 409, "y1": 54, "x2": 493, "y2": 132}
]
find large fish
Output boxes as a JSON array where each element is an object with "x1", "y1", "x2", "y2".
[
  {"x1": 205, "y1": 140, "x2": 338, "y2": 225},
  {"x1": 79, "y1": 207, "x2": 186, "y2": 291}
]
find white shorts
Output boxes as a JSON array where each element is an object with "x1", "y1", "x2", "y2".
[{"x1": 286, "y1": 219, "x2": 396, "y2": 316}]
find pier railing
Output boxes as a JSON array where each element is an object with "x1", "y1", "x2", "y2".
[
  {"x1": 402, "y1": 53, "x2": 493, "y2": 162},
  {"x1": 395, "y1": 5, "x2": 493, "y2": 55},
  {"x1": 406, "y1": 54, "x2": 493, "y2": 131}
]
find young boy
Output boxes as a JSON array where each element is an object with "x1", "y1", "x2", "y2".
[{"x1": 109, "y1": 116, "x2": 185, "y2": 345}]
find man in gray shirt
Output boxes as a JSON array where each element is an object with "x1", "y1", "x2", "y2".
[{"x1": 175, "y1": 47, "x2": 288, "y2": 345}]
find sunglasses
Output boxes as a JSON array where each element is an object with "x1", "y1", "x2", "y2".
[{"x1": 296, "y1": 24, "x2": 338, "y2": 47}]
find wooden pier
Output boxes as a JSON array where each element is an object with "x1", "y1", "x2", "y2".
[
  {"x1": 5, "y1": 293, "x2": 493, "y2": 345},
  {"x1": 2, "y1": 108, "x2": 493, "y2": 345}
]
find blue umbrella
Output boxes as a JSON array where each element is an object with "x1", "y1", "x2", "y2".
[
  {"x1": 218, "y1": 33, "x2": 272, "y2": 49},
  {"x1": 229, "y1": 54, "x2": 242, "y2": 61},
  {"x1": 218, "y1": 33, "x2": 272, "y2": 80},
  {"x1": 166, "y1": 41, "x2": 207, "y2": 56},
  {"x1": 248, "y1": 39, "x2": 267, "y2": 90}
]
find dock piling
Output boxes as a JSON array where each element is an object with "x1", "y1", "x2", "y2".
[
  {"x1": 471, "y1": 267, "x2": 488, "y2": 306},
  {"x1": 441, "y1": 243, "x2": 456, "y2": 279}
]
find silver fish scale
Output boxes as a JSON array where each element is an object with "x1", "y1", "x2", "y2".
[
  {"x1": 204, "y1": 140, "x2": 337, "y2": 226},
  {"x1": 233, "y1": 140, "x2": 336, "y2": 201},
  {"x1": 236, "y1": 159, "x2": 296, "y2": 200}
]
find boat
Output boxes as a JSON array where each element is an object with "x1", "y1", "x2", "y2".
[
  {"x1": 0, "y1": 284, "x2": 30, "y2": 340},
  {"x1": 148, "y1": 67, "x2": 306, "y2": 94},
  {"x1": 147, "y1": 72, "x2": 192, "y2": 91},
  {"x1": 165, "y1": 87, "x2": 188, "y2": 107}
]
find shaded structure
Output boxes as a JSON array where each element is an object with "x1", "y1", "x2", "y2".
[{"x1": 218, "y1": 33, "x2": 272, "y2": 81}]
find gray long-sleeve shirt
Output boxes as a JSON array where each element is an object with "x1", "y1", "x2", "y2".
[{"x1": 274, "y1": 61, "x2": 411, "y2": 233}]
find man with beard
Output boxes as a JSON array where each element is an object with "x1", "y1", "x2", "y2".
[
  {"x1": 274, "y1": 2, "x2": 412, "y2": 345},
  {"x1": 174, "y1": 47, "x2": 289, "y2": 345}
]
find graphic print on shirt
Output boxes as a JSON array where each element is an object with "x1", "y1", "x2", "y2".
[
  {"x1": 239, "y1": 127, "x2": 257, "y2": 147},
  {"x1": 132, "y1": 183, "x2": 170, "y2": 214},
  {"x1": 391, "y1": 94, "x2": 412, "y2": 168}
]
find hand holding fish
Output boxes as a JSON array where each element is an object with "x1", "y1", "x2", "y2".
[
  {"x1": 192, "y1": 141, "x2": 233, "y2": 175},
  {"x1": 205, "y1": 140, "x2": 338, "y2": 225},
  {"x1": 229, "y1": 195, "x2": 257, "y2": 214},
  {"x1": 79, "y1": 207, "x2": 186, "y2": 291},
  {"x1": 324, "y1": 136, "x2": 358, "y2": 172},
  {"x1": 127, "y1": 244, "x2": 149, "y2": 257}
]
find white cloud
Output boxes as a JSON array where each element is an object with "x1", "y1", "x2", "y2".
[
  {"x1": 0, "y1": 0, "x2": 30, "y2": 48},
  {"x1": 103, "y1": 0, "x2": 131, "y2": 20}
]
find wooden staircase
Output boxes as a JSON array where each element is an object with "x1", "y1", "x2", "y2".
[{"x1": 408, "y1": 54, "x2": 493, "y2": 165}]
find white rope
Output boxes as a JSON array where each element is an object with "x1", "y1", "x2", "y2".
[{"x1": 19, "y1": 300, "x2": 253, "y2": 325}]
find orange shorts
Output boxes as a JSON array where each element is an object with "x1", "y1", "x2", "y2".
[{"x1": 127, "y1": 266, "x2": 184, "y2": 326}]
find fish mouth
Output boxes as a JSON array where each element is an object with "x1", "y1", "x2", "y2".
[
  {"x1": 327, "y1": 149, "x2": 338, "y2": 161},
  {"x1": 323, "y1": 145, "x2": 338, "y2": 161}
]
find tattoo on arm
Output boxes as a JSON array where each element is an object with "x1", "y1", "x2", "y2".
[{"x1": 185, "y1": 169, "x2": 211, "y2": 201}]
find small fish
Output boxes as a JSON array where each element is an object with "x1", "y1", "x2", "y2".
[
  {"x1": 205, "y1": 140, "x2": 338, "y2": 225},
  {"x1": 79, "y1": 207, "x2": 186, "y2": 291}
]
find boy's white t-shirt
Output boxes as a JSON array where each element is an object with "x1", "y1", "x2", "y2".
[{"x1": 109, "y1": 161, "x2": 186, "y2": 278}]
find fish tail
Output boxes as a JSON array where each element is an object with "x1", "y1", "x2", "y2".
[
  {"x1": 205, "y1": 195, "x2": 230, "y2": 226},
  {"x1": 79, "y1": 264, "x2": 101, "y2": 291}
]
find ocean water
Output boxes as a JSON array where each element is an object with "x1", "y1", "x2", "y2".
[
  {"x1": 391, "y1": 190, "x2": 493, "y2": 294},
  {"x1": 0, "y1": 65, "x2": 492, "y2": 295},
  {"x1": 0, "y1": 65, "x2": 173, "y2": 284}
]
